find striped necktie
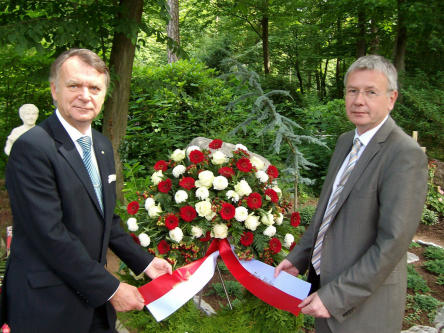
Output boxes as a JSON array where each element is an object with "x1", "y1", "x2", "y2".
[
  {"x1": 311, "y1": 138, "x2": 362, "y2": 275},
  {"x1": 77, "y1": 136, "x2": 103, "y2": 212}
]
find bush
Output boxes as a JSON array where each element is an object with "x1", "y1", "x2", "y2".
[
  {"x1": 423, "y1": 259, "x2": 444, "y2": 276},
  {"x1": 407, "y1": 264, "x2": 430, "y2": 293},
  {"x1": 121, "y1": 59, "x2": 243, "y2": 172},
  {"x1": 299, "y1": 205, "x2": 316, "y2": 226},
  {"x1": 421, "y1": 207, "x2": 439, "y2": 225},
  {"x1": 424, "y1": 246, "x2": 444, "y2": 260}
]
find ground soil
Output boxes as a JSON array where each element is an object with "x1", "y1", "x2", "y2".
[{"x1": 0, "y1": 178, "x2": 442, "y2": 330}]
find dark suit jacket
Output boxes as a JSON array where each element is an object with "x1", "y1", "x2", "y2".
[
  {"x1": 2, "y1": 113, "x2": 153, "y2": 332},
  {"x1": 287, "y1": 117, "x2": 428, "y2": 333}
]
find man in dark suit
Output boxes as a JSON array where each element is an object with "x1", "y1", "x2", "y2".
[
  {"x1": 275, "y1": 55, "x2": 428, "y2": 332},
  {"x1": 2, "y1": 49, "x2": 172, "y2": 332}
]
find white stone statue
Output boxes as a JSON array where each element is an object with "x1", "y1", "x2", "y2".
[{"x1": 4, "y1": 104, "x2": 39, "y2": 156}]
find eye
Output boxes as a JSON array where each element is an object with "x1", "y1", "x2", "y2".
[
  {"x1": 366, "y1": 90, "x2": 377, "y2": 95},
  {"x1": 347, "y1": 88, "x2": 358, "y2": 95}
]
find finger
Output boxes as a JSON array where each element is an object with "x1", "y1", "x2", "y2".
[{"x1": 299, "y1": 294, "x2": 314, "y2": 308}]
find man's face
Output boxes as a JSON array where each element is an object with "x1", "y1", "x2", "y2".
[
  {"x1": 345, "y1": 69, "x2": 398, "y2": 135},
  {"x1": 50, "y1": 56, "x2": 107, "y2": 133}
]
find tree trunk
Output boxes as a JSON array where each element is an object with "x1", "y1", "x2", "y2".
[
  {"x1": 356, "y1": 8, "x2": 366, "y2": 57},
  {"x1": 261, "y1": 15, "x2": 270, "y2": 74},
  {"x1": 102, "y1": 0, "x2": 144, "y2": 202},
  {"x1": 167, "y1": 0, "x2": 179, "y2": 63},
  {"x1": 295, "y1": 60, "x2": 304, "y2": 94},
  {"x1": 370, "y1": 19, "x2": 380, "y2": 54},
  {"x1": 393, "y1": 0, "x2": 407, "y2": 72},
  {"x1": 335, "y1": 58, "x2": 343, "y2": 98}
]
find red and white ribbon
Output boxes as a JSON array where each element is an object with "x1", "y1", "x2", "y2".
[{"x1": 139, "y1": 239, "x2": 310, "y2": 321}]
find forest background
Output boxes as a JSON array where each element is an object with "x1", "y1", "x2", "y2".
[{"x1": 0, "y1": 0, "x2": 443, "y2": 331}]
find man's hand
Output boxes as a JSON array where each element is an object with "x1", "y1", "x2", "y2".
[
  {"x1": 274, "y1": 259, "x2": 300, "y2": 278},
  {"x1": 145, "y1": 257, "x2": 173, "y2": 279},
  {"x1": 299, "y1": 292, "x2": 331, "y2": 318},
  {"x1": 110, "y1": 282, "x2": 145, "y2": 312}
]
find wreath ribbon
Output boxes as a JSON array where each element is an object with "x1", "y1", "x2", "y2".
[{"x1": 138, "y1": 239, "x2": 309, "y2": 321}]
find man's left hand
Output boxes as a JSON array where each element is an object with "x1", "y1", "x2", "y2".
[
  {"x1": 299, "y1": 292, "x2": 331, "y2": 318},
  {"x1": 145, "y1": 257, "x2": 173, "y2": 279}
]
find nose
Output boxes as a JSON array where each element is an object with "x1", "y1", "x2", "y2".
[
  {"x1": 78, "y1": 87, "x2": 91, "y2": 101},
  {"x1": 353, "y1": 91, "x2": 366, "y2": 104}
]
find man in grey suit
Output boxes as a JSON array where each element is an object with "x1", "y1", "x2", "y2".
[{"x1": 275, "y1": 55, "x2": 428, "y2": 333}]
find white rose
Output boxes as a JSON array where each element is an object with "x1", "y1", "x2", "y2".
[
  {"x1": 275, "y1": 212, "x2": 284, "y2": 225},
  {"x1": 284, "y1": 233, "x2": 295, "y2": 248},
  {"x1": 226, "y1": 190, "x2": 240, "y2": 203},
  {"x1": 127, "y1": 217, "x2": 138, "y2": 232},
  {"x1": 211, "y1": 151, "x2": 227, "y2": 165},
  {"x1": 261, "y1": 210, "x2": 274, "y2": 226},
  {"x1": 170, "y1": 149, "x2": 186, "y2": 162},
  {"x1": 273, "y1": 186, "x2": 282, "y2": 198},
  {"x1": 213, "y1": 176, "x2": 228, "y2": 190},
  {"x1": 144, "y1": 197, "x2": 155, "y2": 211},
  {"x1": 195, "y1": 200, "x2": 213, "y2": 217},
  {"x1": 138, "y1": 233, "x2": 151, "y2": 247},
  {"x1": 186, "y1": 145, "x2": 201, "y2": 156},
  {"x1": 255, "y1": 170, "x2": 269, "y2": 183},
  {"x1": 211, "y1": 223, "x2": 228, "y2": 239},
  {"x1": 250, "y1": 156, "x2": 265, "y2": 171},
  {"x1": 205, "y1": 211, "x2": 216, "y2": 221},
  {"x1": 175, "y1": 190, "x2": 188, "y2": 204},
  {"x1": 172, "y1": 164, "x2": 186, "y2": 178},
  {"x1": 148, "y1": 204, "x2": 162, "y2": 218},
  {"x1": 263, "y1": 225, "x2": 276, "y2": 237},
  {"x1": 151, "y1": 170, "x2": 163, "y2": 185},
  {"x1": 169, "y1": 227, "x2": 184, "y2": 243},
  {"x1": 198, "y1": 170, "x2": 214, "y2": 187},
  {"x1": 245, "y1": 214, "x2": 260, "y2": 231},
  {"x1": 191, "y1": 226, "x2": 203, "y2": 238},
  {"x1": 235, "y1": 206, "x2": 249, "y2": 222},
  {"x1": 196, "y1": 187, "x2": 210, "y2": 200},
  {"x1": 235, "y1": 143, "x2": 248, "y2": 152},
  {"x1": 234, "y1": 179, "x2": 252, "y2": 197}
]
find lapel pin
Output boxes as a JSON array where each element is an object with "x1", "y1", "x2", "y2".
[{"x1": 101, "y1": 151, "x2": 105, "y2": 155}]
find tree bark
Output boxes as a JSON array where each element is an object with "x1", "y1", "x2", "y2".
[
  {"x1": 167, "y1": 0, "x2": 179, "y2": 63},
  {"x1": 393, "y1": 0, "x2": 407, "y2": 72},
  {"x1": 295, "y1": 60, "x2": 304, "y2": 94},
  {"x1": 102, "y1": 0, "x2": 144, "y2": 202},
  {"x1": 356, "y1": 7, "x2": 366, "y2": 57},
  {"x1": 261, "y1": 15, "x2": 270, "y2": 74}
]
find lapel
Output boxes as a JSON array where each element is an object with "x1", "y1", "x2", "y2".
[
  {"x1": 46, "y1": 114, "x2": 104, "y2": 217},
  {"x1": 92, "y1": 131, "x2": 112, "y2": 220},
  {"x1": 332, "y1": 116, "x2": 396, "y2": 217}
]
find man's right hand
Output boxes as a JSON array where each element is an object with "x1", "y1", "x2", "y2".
[
  {"x1": 274, "y1": 259, "x2": 300, "y2": 278},
  {"x1": 110, "y1": 282, "x2": 145, "y2": 312}
]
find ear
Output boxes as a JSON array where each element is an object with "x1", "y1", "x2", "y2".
[
  {"x1": 50, "y1": 82, "x2": 58, "y2": 103},
  {"x1": 388, "y1": 90, "x2": 398, "y2": 111}
]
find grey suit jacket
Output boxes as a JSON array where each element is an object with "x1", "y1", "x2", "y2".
[{"x1": 287, "y1": 117, "x2": 428, "y2": 333}]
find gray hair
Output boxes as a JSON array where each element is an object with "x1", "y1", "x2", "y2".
[
  {"x1": 344, "y1": 55, "x2": 398, "y2": 91},
  {"x1": 49, "y1": 48, "x2": 110, "y2": 88}
]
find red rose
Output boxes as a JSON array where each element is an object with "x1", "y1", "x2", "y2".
[
  {"x1": 291, "y1": 212, "x2": 301, "y2": 227},
  {"x1": 247, "y1": 192, "x2": 262, "y2": 209},
  {"x1": 154, "y1": 160, "x2": 168, "y2": 171},
  {"x1": 130, "y1": 233, "x2": 140, "y2": 245},
  {"x1": 165, "y1": 214, "x2": 179, "y2": 230},
  {"x1": 127, "y1": 201, "x2": 139, "y2": 215},
  {"x1": 179, "y1": 177, "x2": 195, "y2": 190},
  {"x1": 158, "y1": 178, "x2": 172, "y2": 193},
  {"x1": 236, "y1": 158, "x2": 252, "y2": 172},
  {"x1": 264, "y1": 188, "x2": 279, "y2": 203},
  {"x1": 199, "y1": 231, "x2": 211, "y2": 242},
  {"x1": 240, "y1": 231, "x2": 254, "y2": 246},
  {"x1": 289, "y1": 242, "x2": 296, "y2": 251},
  {"x1": 180, "y1": 205, "x2": 197, "y2": 222},
  {"x1": 218, "y1": 167, "x2": 235, "y2": 178},
  {"x1": 220, "y1": 202, "x2": 235, "y2": 220},
  {"x1": 189, "y1": 150, "x2": 204, "y2": 164},
  {"x1": 157, "y1": 240, "x2": 170, "y2": 254},
  {"x1": 266, "y1": 165, "x2": 279, "y2": 178},
  {"x1": 269, "y1": 238, "x2": 282, "y2": 254},
  {"x1": 209, "y1": 139, "x2": 223, "y2": 149}
]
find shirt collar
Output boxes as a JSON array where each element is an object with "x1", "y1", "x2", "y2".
[
  {"x1": 56, "y1": 109, "x2": 92, "y2": 143},
  {"x1": 354, "y1": 115, "x2": 389, "y2": 147}
]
